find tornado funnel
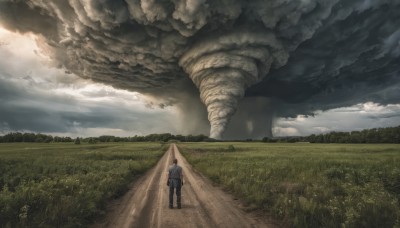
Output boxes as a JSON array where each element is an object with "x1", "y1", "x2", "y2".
[{"x1": 180, "y1": 29, "x2": 288, "y2": 139}]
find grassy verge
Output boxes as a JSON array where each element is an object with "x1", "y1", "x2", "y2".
[
  {"x1": 179, "y1": 142, "x2": 400, "y2": 227},
  {"x1": 0, "y1": 142, "x2": 166, "y2": 228}
]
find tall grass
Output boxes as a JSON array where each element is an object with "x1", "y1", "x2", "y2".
[
  {"x1": 0, "y1": 143, "x2": 165, "y2": 228},
  {"x1": 180, "y1": 143, "x2": 400, "y2": 228}
]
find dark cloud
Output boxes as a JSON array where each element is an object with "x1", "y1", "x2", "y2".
[
  {"x1": 1, "y1": 0, "x2": 399, "y2": 139},
  {"x1": 0, "y1": 74, "x2": 176, "y2": 136},
  {"x1": 250, "y1": 3, "x2": 400, "y2": 116}
]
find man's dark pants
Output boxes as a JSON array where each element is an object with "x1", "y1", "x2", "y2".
[{"x1": 169, "y1": 179, "x2": 181, "y2": 208}]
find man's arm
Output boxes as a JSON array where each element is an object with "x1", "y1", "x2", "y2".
[
  {"x1": 167, "y1": 170, "x2": 170, "y2": 186},
  {"x1": 180, "y1": 167, "x2": 184, "y2": 185}
]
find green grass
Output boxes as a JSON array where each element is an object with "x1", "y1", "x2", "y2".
[
  {"x1": 179, "y1": 143, "x2": 400, "y2": 228},
  {"x1": 0, "y1": 142, "x2": 166, "y2": 228}
]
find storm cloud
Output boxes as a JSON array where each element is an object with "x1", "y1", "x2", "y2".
[
  {"x1": 1, "y1": 0, "x2": 399, "y2": 139},
  {"x1": 0, "y1": 70, "x2": 177, "y2": 136}
]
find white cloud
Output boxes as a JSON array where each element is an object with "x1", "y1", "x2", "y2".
[
  {"x1": 272, "y1": 127, "x2": 300, "y2": 136},
  {"x1": 274, "y1": 103, "x2": 400, "y2": 136}
]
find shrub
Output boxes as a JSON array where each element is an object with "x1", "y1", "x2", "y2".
[{"x1": 227, "y1": 145, "x2": 235, "y2": 152}]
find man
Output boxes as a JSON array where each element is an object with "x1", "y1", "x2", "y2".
[{"x1": 167, "y1": 158, "x2": 183, "y2": 209}]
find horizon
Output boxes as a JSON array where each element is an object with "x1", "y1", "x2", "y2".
[{"x1": 1, "y1": 124, "x2": 399, "y2": 141}]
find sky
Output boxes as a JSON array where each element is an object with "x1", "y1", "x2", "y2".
[
  {"x1": 0, "y1": 27, "x2": 180, "y2": 137},
  {"x1": 0, "y1": 1, "x2": 399, "y2": 139}
]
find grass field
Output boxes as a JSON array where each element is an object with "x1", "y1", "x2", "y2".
[
  {"x1": 0, "y1": 142, "x2": 166, "y2": 228},
  {"x1": 179, "y1": 143, "x2": 400, "y2": 228}
]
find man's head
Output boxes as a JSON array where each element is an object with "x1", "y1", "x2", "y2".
[{"x1": 173, "y1": 158, "x2": 178, "y2": 164}]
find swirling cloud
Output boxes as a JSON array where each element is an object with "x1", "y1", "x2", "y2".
[{"x1": 1, "y1": 0, "x2": 399, "y2": 139}]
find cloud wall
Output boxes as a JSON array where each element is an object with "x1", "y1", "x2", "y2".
[{"x1": 1, "y1": 0, "x2": 399, "y2": 139}]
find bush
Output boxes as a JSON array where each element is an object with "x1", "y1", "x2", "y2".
[{"x1": 227, "y1": 145, "x2": 235, "y2": 152}]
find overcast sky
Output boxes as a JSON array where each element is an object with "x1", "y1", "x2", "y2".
[
  {"x1": 0, "y1": 27, "x2": 398, "y2": 138},
  {"x1": 1, "y1": 0, "x2": 400, "y2": 139}
]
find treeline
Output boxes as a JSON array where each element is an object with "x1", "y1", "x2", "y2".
[
  {"x1": 0, "y1": 132, "x2": 72, "y2": 143},
  {"x1": 2, "y1": 125, "x2": 399, "y2": 144},
  {"x1": 263, "y1": 125, "x2": 400, "y2": 143},
  {"x1": 0, "y1": 132, "x2": 211, "y2": 143},
  {"x1": 83, "y1": 133, "x2": 211, "y2": 143}
]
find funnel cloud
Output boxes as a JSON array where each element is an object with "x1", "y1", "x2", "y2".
[{"x1": 1, "y1": 0, "x2": 399, "y2": 139}]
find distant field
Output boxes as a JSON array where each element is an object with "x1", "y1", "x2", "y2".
[
  {"x1": 179, "y1": 143, "x2": 400, "y2": 228},
  {"x1": 0, "y1": 143, "x2": 165, "y2": 228}
]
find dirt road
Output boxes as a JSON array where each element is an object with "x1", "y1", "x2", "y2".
[{"x1": 92, "y1": 144, "x2": 277, "y2": 228}]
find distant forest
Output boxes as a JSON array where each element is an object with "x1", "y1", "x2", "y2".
[
  {"x1": 0, "y1": 132, "x2": 210, "y2": 143},
  {"x1": 0, "y1": 125, "x2": 399, "y2": 143},
  {"x1": 263, "y1": 125, "x2": 400, "y2": 144}
]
